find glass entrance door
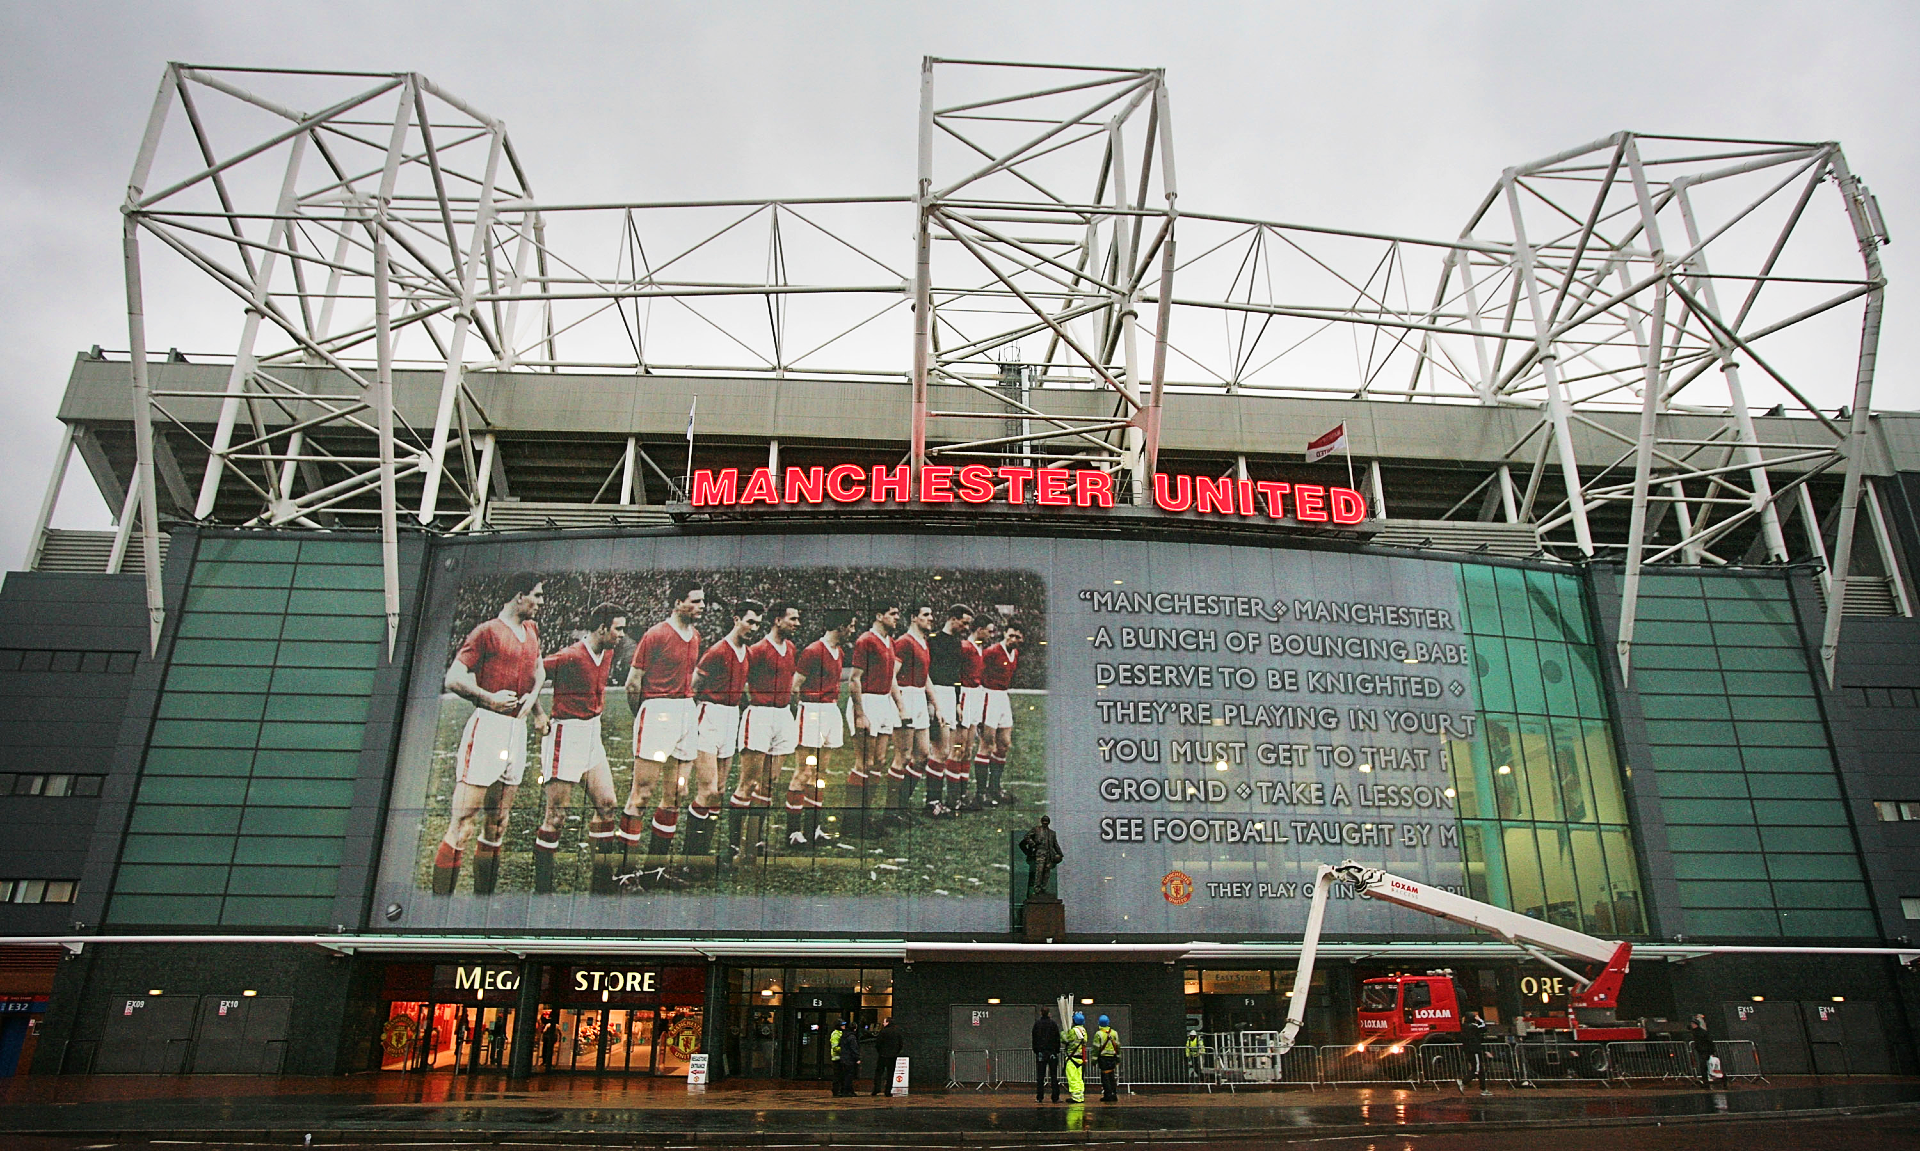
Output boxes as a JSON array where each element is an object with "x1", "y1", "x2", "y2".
[
  {"x1": 789, "y1": 1009, "x2": 835, "y2": 1080},
  {"x1": 549, "y1": 1007, "x2": 656, "y2": 1073}
]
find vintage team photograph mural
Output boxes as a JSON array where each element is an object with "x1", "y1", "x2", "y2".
[
  {"x1": 377, "y1": 534, "x2": 1636, "y2": 940},
  {"x1": 404, "y1": 560, "x2": 1049, "y2": 908}
]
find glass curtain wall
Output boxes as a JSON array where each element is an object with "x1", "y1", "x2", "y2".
[{"x1": 1449, "y1": 565, "x2": 1644, "y2": 936}]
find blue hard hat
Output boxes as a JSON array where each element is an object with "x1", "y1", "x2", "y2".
[
  {"x1": 1073, "y1": 1012, "x2": 1085, "y2": 1025},
  {"x1": 1098, "y1": 1015, "x2": 1110, "y2": 1026}
]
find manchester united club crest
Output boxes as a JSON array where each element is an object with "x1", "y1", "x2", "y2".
[{"x1": 1161, "y1": 870, "x2": 1194, "y2": 905}]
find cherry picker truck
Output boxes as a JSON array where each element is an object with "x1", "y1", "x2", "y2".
[{"x1": 1273, "y1": 860, "x2": 1646, "y2": 1077}]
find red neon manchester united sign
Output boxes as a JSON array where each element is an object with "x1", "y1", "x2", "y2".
[{"x1": 687, "y1": 465, "x2": 1369, "y2": 526}]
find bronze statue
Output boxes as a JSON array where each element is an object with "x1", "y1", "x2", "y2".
[{"x1": 1019, "y1": 816, "x2": 1064, "y2": 897}]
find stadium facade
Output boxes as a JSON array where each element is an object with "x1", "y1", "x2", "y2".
[{"x1": 0, "y1": 60, "x2": 1915, "y2": 1083}]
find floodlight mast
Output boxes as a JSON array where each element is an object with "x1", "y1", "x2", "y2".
[{"x1": 95, "y1": 61, "x2": 1887, "y2": 671}]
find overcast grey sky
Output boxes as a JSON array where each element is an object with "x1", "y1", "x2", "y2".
[{"x1": 1, "y1": 0, "x2": 1913, "y2": 564}]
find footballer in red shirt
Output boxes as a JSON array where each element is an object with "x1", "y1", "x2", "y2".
[
  {"x1": 787, "y1": 608, "x2": 854, "y2": 846},
  {"x1": 620, "y1": 579, "x2": 704, "y2": 886},
  {"x1": 436, "y1": 572, "x2": 548, "y2": 896},
  {"x1": 683, "y1": 599, "x2": 763, "y2": 868},
  {"x1": 979, "y1": 623, "x2": 1024, "y2": 807},
  {"x1": 884, "y1": 603, "x2": 936, "y2": 824},
  {"x1": 951, "y1": 617, "x2": 996, "y2": 813},
  {"x1": 846, "y1": 603, "x2": 904, "y2": 816},
  {"x1": 731, "y1": 601, "x2": 800, "y2": 861},
  {"x1": 533, "y1": 602, "x2": 628, "y2": 894}
]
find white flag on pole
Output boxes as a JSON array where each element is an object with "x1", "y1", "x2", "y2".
[
  {"x1": 686, "y1": 396, "x2": 698, "y2": 441},
  {"x1": 1305, "y1": 422, "x2": 1347, "y2": 463}
]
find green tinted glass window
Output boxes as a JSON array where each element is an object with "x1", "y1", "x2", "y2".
[
  {"x1": 1637, "y1": 597, "x2": 1709, "y2": 621},
  {"x1": 263, "y1": 694, "x2": 370, "y2": 723},
  {"x1": 1661, "y1": 798, "x2": 1757, "y2": 825},
  {"x1": 245, "y1": 778, "x2": 355, "y2": 807},
  {"x1": 274, "y1": 640, "x2": 380, "y2": 669},
  {"x1": 225, "y1": 866, "x2": 339, "y2": 897},
  {"x1": 298, "y1": 539, "x2": 383, "y2": 564},
  {"x1": 1505, "y1": 639, "x2": 1548, "y2": 714},
  {"x1": 1665, "y1": 825, "x2": 1762, "y2": 853},
  {"x1": 164, "y1": 665, "x2": 272, "y2": 693},
  {"x1": 108, "y1": 895, "x2": 225, "y2": 924},
  {"x1": 269, "y1": 667, "x2": 376, "y2": 695},
  {"x1": 128, "y1": 805, "x2": 242, "y2": 835},
  {"x1": 292, "y1": 564, "x2": 383, "y2": 590},
  {"x1": 1493, "y1": 567, "x2": 1537, "y2": 638},
  {"x1": 1770, "y1": 881, "x2": 1869, "y2": 910},
  {"x1": 158, "y1": 693, "x2": 268, "y2": 722},
  {"x1": 1653, "y1": 772, "x2": 1747, "y2": 799},
  {"x1": 286, "y1": 588, "x2": 385, "y2": 616},
  {"x1": 1678, "y1": 880, "x2": 1773, "y2": 908},
  {"x1": 1684, "y1": 908, "x2": 1780, "y2": 937},
  {"x1": 176, "y1": 614, "x2": 284, "y2": 640},
  {"x1": 219, "y1": 896, "x2": 333, "y2": 927},
  {"x1": 1757, "y1": 826, "x2": 1854, "y2": 853},
  {"x1": 256, "y1": 722, "x2": 365, "y2": 751},
  {"x1": 1671, "y1": 854, "x2": 1768, "y2": 881},
  {"x1": 279, "y1": 615, "x2": 384, "y2": 643},
  {"x1": 1640, "y1": 695, "x2": 1732, "y2": 721},
  {"x1": 232, "y1": 836, "x2": 344, "y2": 866},
  {"x1": 1501, "y1": 825, "x2": 1548, "y2": 918},
  {"x1": 1472, "y1": 638, "x2": 1515, "y2": 712},
  {"x1": 143, "y1": 748, "x2": 254, "y2": 776},
  {"x1": 113, "y1": 864, "x2": 229, "y2": 895},
  {"x1": 183, "y1": 586, "x2": 291, "y2": 614},
  {"x1": 1646, "y1": 744, "x2": 1742, "y2": 773},
  {"x1": 249, "y1": 749, "x2": 360, "y2": 778},
  {"x1": 119, "y1": 835, "x2": 235, "y2": 865},
  {"x1": 1745, "y1": 774, "x2": 1840, "y2": 800},
  {"x1": 137, "y1": 776, "x2": 248, "y2": 806},
  {"x1": 1555, "y1": 575, "x2": 1592, "y2": 645},
  {"x1": 238, "y1": 807, "x2": 350, "y2": 837},
  {"x1": 1777, "y1": 909, "x2": 1875, "y2": 937},
  {"x1": 1460, "y1": 565, "x2": 1502, "y2": 635},
  {"x1": 148, "y1": 719, "x2": 260, "y2": 749},
  {"x1": 1763, "y1": 854, "x2": 1860, "y2": 881}
]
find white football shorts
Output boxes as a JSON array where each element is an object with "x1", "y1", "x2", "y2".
[
  {"x1": 848, "y1": 692, "x2": 901, "y2": 736},
  {"x1": 633, "y1": 696, "x2": 697, "y2": 764},
  {"x1": 897, "y1": 685, "x2": 930, "y2": 731},
  {"x1": 984, "y1": 688, "x2": 1015, "y2": 729},
  {"x1": 960, "y1": 685, "x2": 988, "y2": 727},
  {"x1": 742, "y1": 705, "x2": 800, "y2": 756},
  {"x1": 696, "y1": 701, "x2": 742, "y2": 759},
  {"x1": 541, "y1": 715, "x2": 610, "y2": 784},
  {"x1": 458, "y1": 709, "x2": 528, "y2": 788},
  {"x1": 929, "y1": 684, "x2": 958, "y2": 728},
  {"x1": 798, "y1": 700, "x2": 845, "y2": 749}
]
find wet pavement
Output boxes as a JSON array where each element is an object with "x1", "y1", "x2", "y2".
[{"x1": 2, "y1": 1073, "x2": 1916, "y2": 1144}]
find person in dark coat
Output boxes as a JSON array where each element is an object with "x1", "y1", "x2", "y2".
[
  {"x1": 870, "y1": 1018, "x2": 904, "y2": 1095},
  {"x1": 835, "y1": 1016, "x2": 862, "y2": 1096},
  {"x1": 1461, "y1": 1011, "x2": 1490, "y2": 1095},
  {"x1": 1031, "y1": 1007, "x2": 1062, "y2": 1101},
  {"x1": 1688, "y1": 1014, "x2": 1717, "y2": 1087}
]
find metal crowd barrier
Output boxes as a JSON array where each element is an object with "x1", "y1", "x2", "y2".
[
  {"x1": 1711, "y1": 1039, "x2": 1767, "y2": 1083},
  {"x1": 1604, "y1": 1040, "x2": 1696, "y2": 1082},
  {"x1": 1420, "y1": 1043, "x2": 1527, "y2": 1087},
  {"x1": 946, "y1": 1048, "x2": 998, "y2": 1089},
  {"x1": 949, "y1": 1036, "x2": 1767, "y2": 1092},
  {"x1": 1318, "y1": 1044, "x2": 1421, "y2": 1086}
]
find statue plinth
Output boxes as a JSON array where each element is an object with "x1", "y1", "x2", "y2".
[{"x1": 1021, "y1": 896, "x2": 1065, "y2": 942}]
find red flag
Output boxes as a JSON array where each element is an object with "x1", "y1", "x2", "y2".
[{"x1": 1305, "y1": 423, "x2": 1347, "y2": 463}]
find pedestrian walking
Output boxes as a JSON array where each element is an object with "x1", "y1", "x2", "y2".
[
  {"x1": 835, "y1": 1016, "x2": 862, "y2": 1096},
  {"x1": 1092, "y1": 1015, "x2": 1121, "y2": 1101},
  {"x1": 1461, "y1": 1011, "x2": 1490, "y2": 1095},
  {"x1": 453, "y1": 1011, "x2": 468, "y2": 1069},
  {"x1": 1185, "y1": 1029, "x2": 1205, "y2": 1081},
  {"x1": 1032, "y1": 1007, "x2": 1062, "y2": 1101},
  {"x1": 871, "y1": 1018, "x2": 903, "y2": 1096},
  {"x1": 1061, "y1": 1011, "x2": 1089, "y2": 1103},
  {"x1": 1688, "y1": 1014, "x2": 1717, "y2": 1088}
]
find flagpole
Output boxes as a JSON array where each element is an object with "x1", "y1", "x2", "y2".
[
  {"x1": 683, "y1": 395, "x2": 698, "y2": 499},
  {"x1": 1343, "y1": 428, "x2": 1356, "y2": 494}
]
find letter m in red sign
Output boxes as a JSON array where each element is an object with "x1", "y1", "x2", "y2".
[{"x1": 690, "y1": 469, "x2": 739, "y2": 507}]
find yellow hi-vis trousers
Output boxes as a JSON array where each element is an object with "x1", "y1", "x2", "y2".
[{"x1": 1064, "y1": 1057, "x2": 1085, "y2": 1102}]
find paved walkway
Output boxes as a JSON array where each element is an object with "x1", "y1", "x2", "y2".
[{"x1": 4, "y1": 1073, "x2": 1917, "y2": 1142}]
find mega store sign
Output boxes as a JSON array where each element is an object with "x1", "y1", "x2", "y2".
[{"x1": 688, "y1": 465, "x2": 1370, "y2": 525}]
